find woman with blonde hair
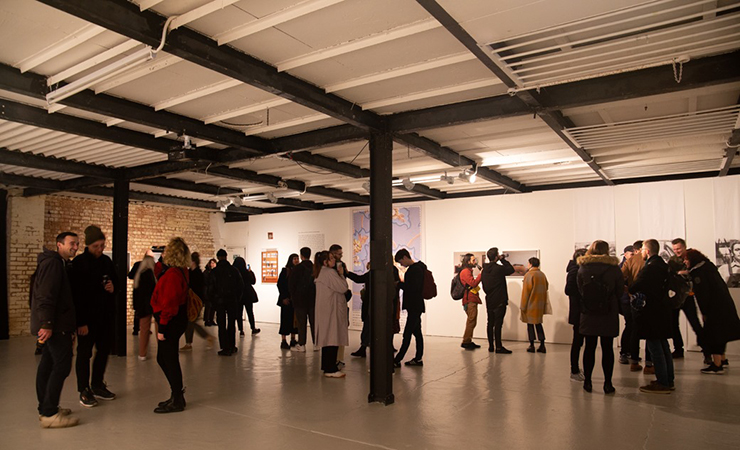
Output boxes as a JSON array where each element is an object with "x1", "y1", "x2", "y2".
[
  {"x1": 576, "y1": 240, "x2": 624, "y2": 394},
  {"x1": 150, "y1": 237, "x2": 190, "y2": 413}
]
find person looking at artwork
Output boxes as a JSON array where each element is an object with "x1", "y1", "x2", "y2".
[
  {"x1": 564, "y1": 248, "x2": 587, "y2": 381},
  {"x1": 289, "y1": 247, "x2": 317, "y2": 353},
  {"x1": 718, "y1": 240, "x2": 740, "y2": 288},
  {"x1": 234, "y1": 257, "x2": 260, "y2": 336},
  {"x1": 684, "y1": 248, "x2": 740, "y2": 374},
  {"x1": 128, "y1": 251, "x2": 156, "y2": 360},
  {"x1": 576, "y1": 241, "x2": 624, "y2": 394},
  {"x1": 630, "y1": 239, "x2": 675, "y2": 394},
  {"x1": 481, "y1": 247, "x2": 515, "y2": 354},
  {"x1": 150, "y1": 237, "x2": 191, "y2": 413},
  {"x1": 669, "y1": 238, "x2": 705, "y2": 360},
  {"x1": 314, "y1": 251, "x2": 350, "y2": 378},
  {"x1": 206, "y1": 249, "x2": 243, "y2": 356},
  {"x1": 458, "y1": 254, "x2": 483, "y2": 350},
  {"x1": 277, "y1": 254, "x2": 299, "y2": 349},
  {"x1": 393, "y1": 249, "x2": 426, "y2": 368},
  {"x1": 520, "y1": 257, "x2": 550, "y2": 354}
]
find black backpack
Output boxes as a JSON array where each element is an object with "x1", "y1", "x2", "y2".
[
  {"x1": 450, "y1": 271, "x2": 466, "y2": 301},
  {"x1": 664, "y1": 271, "x2": 691, "y2": 309},
  {"x1": 212, "y1": 266, "x2": 239, "y2": 303},
  {"x1": 580, "y1": 272, "x2": 611, "y2": 315}
]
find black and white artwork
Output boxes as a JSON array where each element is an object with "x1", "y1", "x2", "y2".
[{"x1": 716, "y1": 239, "x2": 740, "y2": 288}]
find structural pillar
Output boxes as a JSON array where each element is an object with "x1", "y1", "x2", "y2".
[
  {"x1": 112, "y1": 178, "x2": 129, "y2": 356},
  {"x1": 368, "y1": 131, "x2": 394, "y2": 405},
  {"x1": 0, "y1": 190, "x2": 8, "y2": 340}
]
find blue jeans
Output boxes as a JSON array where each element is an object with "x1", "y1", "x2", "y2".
[{"x1": 646, "y1": 339, "x2": 674, "y2": 387}]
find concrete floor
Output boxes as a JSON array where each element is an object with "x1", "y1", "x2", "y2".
[{"x1": 2, "y1": 323, "x2": 739, "y2": 450}]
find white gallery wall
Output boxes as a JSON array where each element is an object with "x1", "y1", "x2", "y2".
[{"x1": 216, "y1": 175, "x2": 740, "y2": 352}]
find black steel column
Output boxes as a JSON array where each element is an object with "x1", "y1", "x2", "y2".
[
  {"x1": 0, "y1": 190, "x2": 8, "y2": 340},
  {"x1": 112, "y1": 178, "x2": 129, "y2": 356},
  {"x1": 368, "y1": 132, "x2": 394, "y2": 405}
]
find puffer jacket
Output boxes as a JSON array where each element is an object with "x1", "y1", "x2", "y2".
[{"x1": 576, "y1": 254, "x2": 624, "y2": 337}]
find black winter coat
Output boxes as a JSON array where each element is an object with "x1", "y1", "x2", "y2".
[
  {"x1": 347, "y1": 271, "x2": 370, "y2": 322},
  {"x1": 481, "y1": 259, "x2": 515, "y2": 308},
  {"x1": 31, "y1": 248, "x2": 76, "y2": 335},
  {"x1": 289, "y1": 260, "x2": 316, "y2": 309},
  {"x1": 71, "y1": 248, "x2": 117, "y2": 327},
  {"x1": 688, "y1": 259, "x2": 740, "y2": 351},
  {"x1": 399, "y1": 261, "x2": 426, "y2": 313},
  {"x1": 128, "y1": 261, "x2": 155, "y2": 316},
  {"x1": 190, "y1": 267, "x2": 205, "y2": 300},
  {"x1": 629, "y1": 255, "x2": 672, "y2": 340},
  {"x1": 206, "y1": 260, "x2": 243, "y2": 308},
  {"x1": 564, "y1": 260, "x2": 580, "y2": 326},
  {"x1": 277, "y1": 267, "x2": 291, "y2": 307},
  {"x1": 577, "y1": 254, "x2": 624, "y2": 337}
]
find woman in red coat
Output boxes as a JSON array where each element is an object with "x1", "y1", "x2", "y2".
[{"x1": 150, "y1": 237, "x2": 190, "y2": 413}]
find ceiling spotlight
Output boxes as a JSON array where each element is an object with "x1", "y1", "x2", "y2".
[
  {"x1": 362, "y1": 181, "x2": 371, "y2": 193},
  {"x1": 276, "y1": 180, "x2": 288, "y2": 190},
  {"x1": 266, "y1": 192, "x2": 278, "y2": 204},
  {"x1": 441, "y1": 172, "x2": 455, "y2": 185},
  {"x1": 402, "y1": 178, "x2": 415, "y2": 191},
  {"x1": 232, "y1": 197, "x2": 243, "y2": 207},
  {"x1": 459, "y1": 165, "x2": 478, "y2": 184}
]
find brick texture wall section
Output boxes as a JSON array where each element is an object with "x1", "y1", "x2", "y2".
[{"x1": 7, "y1": 194, "x2": 215, "y2": 336}]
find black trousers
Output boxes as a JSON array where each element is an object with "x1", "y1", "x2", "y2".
[
  {"x1": 237, "y1": 300, "x2": 257, "y2": 332},
  {"x1": 571, "y1": 324, "x2": 584, "y2": 374},
  {"x1": 294, "y1": 306, "x2": 316, "y2": 346},
  {"x1": 486, "y1": 302, "x2": 507, "y2": 349},
  {"x1": 204, "y1": 301, "x2": 215, "y2": 324},
  {"x1": 156, "y1": 313, "x2": 187, "y2": 395},
  {"x1": 321, "y1": 346, "x2": 339, "y2": 373},
  {"x1": 217, "y1": 304, "x2": 238, "y2": 351},
  {"x1": 620, "y1": 307, "x2": 641, "y2": 362},
  {"x1": 672, "y1": 296, "x2": 704, "y2": 351},
  {"x1": 360, "y1": 319, "x2": 370, "y2": 347},
  {"x1": 395, "y1": 310, "x2": 423, "y2": 362},
  {"x1": 527, "y1": 323, "x2": 545, "y2": 343},
  {"x1": 583, "y1": 335, "x2": 615, "y2": 385},
  {"x1": 76, "y1": 323, "x2": 112, "y2": 392},
  {"x1": 37, "y1": 332, "x2": 74, "y2": 417}
]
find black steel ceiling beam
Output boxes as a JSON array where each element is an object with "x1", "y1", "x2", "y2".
[
  {"x1": 0, "y1": 147, "x2": 117, "y2": 179},
  {"x1": 123, "y1": 160, "x2": 211, "y2": 180},
  {"x1": 37, "y1": 0, "x2": 383, "y2": 131},
  {"x1": 303, "y1": 186, "x2": 369, "y2": 204},
  {"x1": 272, "y1": 125, "x2": 369, "y2": 152},
  {"x1": 393, "y1": 133, "x2": 524, "y2": 193},
  {"x1": 0, "y1": 63, "x2": 271, "y2": 155},
  {"x1": 0, "y1": 99, "x2": 174, "y2": 153},
  {"x1": 286, "y1": 151, "x2": 370, "y2": 178},
  {"x1": 135, "y1": 177, "x2": 242, "y2": 196},
  {"x1": 719, "y1": 128, "x2": 740, "y2": 177},
  {"x1": 417, "y1": 0, "x2": 612, "y2": 185},
  {"x1": 269, "y1": 197, "x2": 322, "y2": 210},
  {"x1": 0, "y1": 172, "x2": 63, "y2": 191}
]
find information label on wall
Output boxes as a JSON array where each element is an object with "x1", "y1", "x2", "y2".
[{"x1": 261, "y1": 250, "x2": 278, "y2": 284}]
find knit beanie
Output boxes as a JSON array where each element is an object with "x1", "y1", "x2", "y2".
[{"x1": 84, "y1": 225, "x2": 105, "y2": 245}]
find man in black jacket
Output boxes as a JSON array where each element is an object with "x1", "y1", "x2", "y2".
[
  {"x1": 630, "y1": 239, "x2": 674, "y2": 394},
  {"x1": 289, "y1": 247, "x2": 316, "y2": 352},
  {"x1": 206, "y1": 249, "x2": 244, "y2": 356},
  {"x1": 72, "y1": 225, "x2": 117, "y2": 407},
  {"x1": 32, "y1": 232, "x2": 80, "y2": 428},
  {"x1": 393, "y1": 249, "x2": 426, "y2": 367},
  {"x1": 481, "y1": 247, "x2": 515, "y2": 354}
]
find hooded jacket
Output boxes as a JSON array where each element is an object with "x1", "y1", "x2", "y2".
[
  {"x1": 576, "y1": 254, "x2": 624, "y2": 337},
  {"x1": 30, "y1": 248, "x2": 76, "y2": 335},
  {"x1": 71, "y1": 247, "x2": 117, "y2": 327},
  {"x1": 481, "y1": 259, "x2": 515, "y2": 308}
]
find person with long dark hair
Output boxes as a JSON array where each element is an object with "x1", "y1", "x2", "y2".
[
  {"x1": 576, "y1": 241, "x2": 624, "y2": 394},
  {"x1": 150, "y1": 237, "x2": 191, "y2": 413},
  {"x1": 564, "y1": 248, "x2": 587, "y2": 382},
  {"x1": 314, "y1": 251, "x2": 350, "y2": 378},
  {"x1": 277, "y1": 254, "x2": 299, "y2": 349},
  {"x1": 128, "y1": 252, "x2": 156, "y2": 361},
  {"x1": 685, "y1": 248, "x2": 740, "y2": 374},
  {"x1": 233, "y1": 257, "x2": 260, "y2": 336}
]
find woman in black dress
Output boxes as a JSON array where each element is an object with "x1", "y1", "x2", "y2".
[{"x1": 277, "y1": 254, "x2": 299, "y2": 349}]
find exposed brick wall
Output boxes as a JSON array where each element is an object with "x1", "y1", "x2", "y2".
[{"x1": 8, "y1": 194, "x2": 215, "y2": 336}]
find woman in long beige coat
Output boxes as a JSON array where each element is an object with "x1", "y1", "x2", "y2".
[
  {"x1": 520, "y1": 257, "x2": 551, "y2": 353},
  {"x1": 314, "y1": 250, "x2": 350, "y2": 378}
]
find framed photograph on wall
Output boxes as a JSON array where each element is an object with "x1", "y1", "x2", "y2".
[
  {"x1": 261, "y1": 249, "x2": 278, "y2": 284},
  {"x1": 501, "y1": 250, "x2": 540, "y2": 277},
  {"x1": 226, "y1": 246, "x2": 246, "y2": 263}
]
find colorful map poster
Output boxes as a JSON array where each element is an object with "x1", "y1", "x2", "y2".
[{"x1": 350, "y1": 206, "x2": 422, "y2": 329}]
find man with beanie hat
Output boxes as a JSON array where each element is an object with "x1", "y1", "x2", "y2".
[{"x1": 71, "y1": 225, "x2": 118, "y2": 407}]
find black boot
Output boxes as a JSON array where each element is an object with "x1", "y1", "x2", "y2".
[
  {"x1": 537, "y1": 342, "x2": 546, "y2": 353},
  {"x1": 155, "y1": 390, "x2": 185, "y2": 413},
  {"x1": 351, "y1": 346, "x2": 366, "y2": 357},
  {"x1": 526, "y1": 343, "x2": 535, "y2": 353}
]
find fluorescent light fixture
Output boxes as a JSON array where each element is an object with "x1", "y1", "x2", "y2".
[
  {"x1": 402, "y1": 178, "x2": 415, "y2": 190},
  {"x1": 46, "y1": 47, "x2": 155, "y2": 105}
]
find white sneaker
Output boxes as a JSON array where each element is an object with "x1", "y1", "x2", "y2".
[
  {"x1": 292, "y1": 344, "x2": 306, "y2": 353},
  {"x1": 138, "y1": 355, "x2": 147, "y2": 361},
  {"x1": 570, "y1": 371, "x2": 585, "y2": 382},
  {"x1": 324, "y1": 371, "x2": 346, "y2": 378}
]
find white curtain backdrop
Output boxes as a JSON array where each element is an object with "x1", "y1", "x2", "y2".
[
  {"x1": 639, "y1": 181, "x2": 686, "y2": 240},
  {"x1": 574, "y1": 186, "x2": 616, "y2": 246}
]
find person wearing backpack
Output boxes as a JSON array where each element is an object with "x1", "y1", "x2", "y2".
[
  {"x1": 576, "y1": 241, "x2": 624, "y2": 394},
  {"x1": 206, "y1": 249, "x2": 244, "y2": 356},
  {"x1": 684, "y1": 248, "x2": 740, "y2": 374},
  {"x1": 481, "y1": 247, "x2": 515, "y2": 354},
  {"x1": 458, "y1": 254, "x2": 483, "y2": 350},
  {"x1": 393, "y1": 248, "x2": 426, "y2": 367}
]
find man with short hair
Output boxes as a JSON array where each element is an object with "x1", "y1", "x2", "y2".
[
  {"x1": 669, "y1": 238, "x2": 705, "y2": 359},
  {"x1": 393, "y1": 249, "x2": 426, "y2": 367},
  {"x1": 33, "y1": 232, "x2": 80, "y2": 428},
  {"x1": 631, "y1": 239, "x2": 675, "y2": 394},
  {"x1": 481, "y1": 247, "x2": 515, "y2": 353},
  {"x1": 289, "y1": 247, "x2": 316, "y2": 352},
  {"x1": 71, "y1": 225, "x2": 117, "y2": 407},
  {"x1": 207, "y1": 249, "x2": 244, "y2": 356}
]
